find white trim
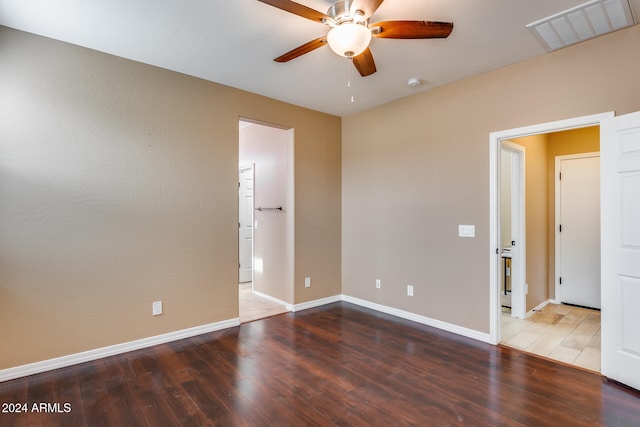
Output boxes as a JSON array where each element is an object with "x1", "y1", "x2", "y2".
[
  {"x1": 489, "y1": 124, "x2": 499, "y2": 344},
  {"x1": 0, "y1": 318, "x2": 239, "y2": 382},
  {"x1": 287, "y1": 293, "x2": 492, "y2": 342},
  {"x1": 554, "y1": 152, "x2": 600, "y2": 306},
  {"x1": 526, "y1": 299, "x2": 552, "y2": 318},
  {"x1": 489, "y1": 112, "x2": 614, "y2": 345},
  {"x1": 253, "y1": 289, "x2": 294, "y2": 311},
  {"x1": 295, "y1": 294, "x2": 491, "y2": 342},
  {"x1": 291, "y1": 295, "x2": 342, "y2": 312},
  {"x1": 1, "y1": 289, "x2": 508, "y2": 382},
  {"x1": 490, "y1": 113, "x2": 613, "y2": 141},
  {"x1": 342, "y1": 295, "x2": 492, "y2": 343}
]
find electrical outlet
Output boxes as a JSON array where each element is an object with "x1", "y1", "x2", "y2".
[
  {"x1": 152, "y1": 301, "x2": 163, "y2": 316},
  {"x1": 305, "y1": 277, "x2": 311, "y2": 288},
  {"x1": 376, "y1": 279, "x2": 381, "y2": 289},
  {"x1": 407, "y1": 285, "x2": 414, "y2": 297}
]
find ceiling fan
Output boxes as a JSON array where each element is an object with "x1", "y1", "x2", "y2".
[{"x1": 257, "y1": 0, "x2": 454, "y2": 77}]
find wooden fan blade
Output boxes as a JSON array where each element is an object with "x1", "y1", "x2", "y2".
[
  {"x1": 257, "y1": 0, "x2": 329, "y2": 24},
  {"x1": 274, "y1": 36, "x2": 328, "y2": 62},
  {"x1": 354, "y1": 0, "x2": 385, "y2": 18},
  {"x1": 370, "y1": 21, "x2": 454, "y2": 39},
  {"x1": 352, "y1": 48, "x2": 377, "y2": 77}
]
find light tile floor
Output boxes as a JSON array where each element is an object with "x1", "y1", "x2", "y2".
[
  {"x1": 239, "y1": 282, "x2": 289, "y2": 323},
  {"x1": 501, "y1": 303, "x2": 601, "y2": 372}
]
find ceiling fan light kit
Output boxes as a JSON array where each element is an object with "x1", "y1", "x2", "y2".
[
  {"x1": 325, "y1": 0, "x2": 370, "y2": 57},
  {"x1": 327, "y1": 22, "x2": 372, "y2": 57},
  {"x1": 258, "y1": 0, "x2": 453, "y2": 77}
]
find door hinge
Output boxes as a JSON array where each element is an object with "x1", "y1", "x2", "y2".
[
  {"x1": 559, "y1": 277, "x2": 563, "y2": 285},
  {"x1": 238, "y1": 222, "x2": 241, "y2": 228},
  {"x1": 559, "y1": 224, "x2": 562, "y2": 232},
  {"x1": 559, "y1": 172, "x2": 562, "y2": 180},
  {"x1": 496, "y1": 248, "x2": 499, "y2": 255}
]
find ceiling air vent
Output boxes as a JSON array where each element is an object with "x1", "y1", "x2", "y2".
[{"x1": 527, "y1": 0, "x2": 636, "y2": 52}]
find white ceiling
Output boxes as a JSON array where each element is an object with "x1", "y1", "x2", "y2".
[{"x1": 0, "y1": 0, "x2": 638, "y2": 116}]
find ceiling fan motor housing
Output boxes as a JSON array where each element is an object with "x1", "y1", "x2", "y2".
[{"x1": 327, "y1": 0, "x2": 367, "y2": 26}]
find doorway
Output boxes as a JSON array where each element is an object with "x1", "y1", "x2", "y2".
[
  {"x1": 489, "y1": 113, "x2": 612, "y2": 351},
  {"x1": 238, "y1": 119, "x2": 294, "y2": 323},
  {"x1": 499, "y1": 133, "x2": 601, "y2": 371}
]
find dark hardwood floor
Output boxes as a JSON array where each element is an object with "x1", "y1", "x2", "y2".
[{"x1": 2, "y1": 302, "x2": 640, "y2": 426}]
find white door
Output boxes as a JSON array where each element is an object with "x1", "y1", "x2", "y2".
[
  {"x1": 601, "y1": 111, "x2": 640, "y2": 391},
  {"x1": 558, "y1": 155, "x2": 601, "y2": 309},
  {"x1": 238, "y1": 166, "x2": 254, "y2": 283},
  {"x1": 501, "y1": 141, "x2": 526, "y2": 319}
]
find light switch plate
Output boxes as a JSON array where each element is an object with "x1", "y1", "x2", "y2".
[
  {"x1": 152, "y1": 301, "x2": 163, "y2": 316},
  {"x1": 458, "y1": 225, "x2": 475, "y2": 238}
]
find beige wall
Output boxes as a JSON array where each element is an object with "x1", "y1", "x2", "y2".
[
  {"x1": 1, "y1": 21, "x2": 636, "y2": 371},
  {"x1": 239, "y1": 123, "x2": 294, "y2": 303},
  {"x1": 342, "y1": 24, "x2": 640, "y2": 333},
  {"x1": 0, "y1": 26, "x2": 341, "y2": 370}
]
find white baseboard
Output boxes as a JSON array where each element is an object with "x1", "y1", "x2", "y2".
[
  {"x1": 291, "y1": 295, "x2": 342, "y2": 312},
  {"x1": 526, "y1": 299, "x2": 552, "y2": 318},
  {"x1": 253, "y1": 290, "x2": 294, "y2": 311},
  {"x1": 341, "y1": 295, "x2": 492, "y2": 344},
  {"x1": 0, "y1": 318, "x2": 239, "y2": 382},
  {"x1": 1, "y1": 293, "x2": 495, "y2": 382}
]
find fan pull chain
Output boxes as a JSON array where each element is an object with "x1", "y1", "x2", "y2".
[{"x1": 347, "y1": 57, "x2": 355, "y2": 103}]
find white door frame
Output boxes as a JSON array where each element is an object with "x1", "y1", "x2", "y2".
[
  {"x1": 500, "y1": 141, "x2": 526, "y2": 319},
  {"x1": 489, "y1": 112, "x2": 614, "y2": 345},
  {"x1": 554, "y1": 152, "x2": 600, "y2": 307}
]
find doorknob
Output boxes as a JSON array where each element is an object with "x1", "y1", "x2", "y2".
[{"x1": 511, "y1": 241, "x2": 516, "y2": 246}]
